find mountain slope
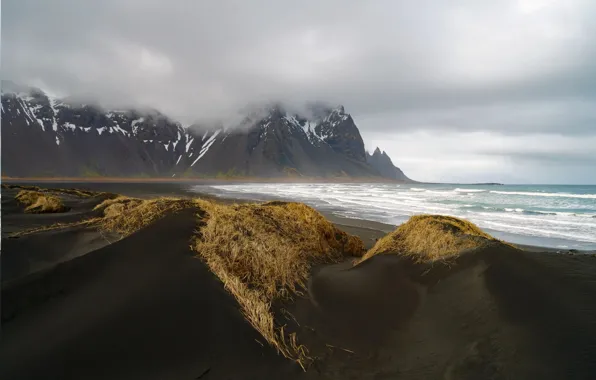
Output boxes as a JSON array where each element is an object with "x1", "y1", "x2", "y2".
[
  {"x1": 188, "y1": 105, "x2": 376, "y2": 177},
  {"x1": 367, "y1": 147, "x2": 411, "y2": 182},
  {"x1": 2, "y1": 88, "x2": 222, "y2": 177},
  {"x1": 1, "y1": 85, "x2": 411, "y2": 181}
]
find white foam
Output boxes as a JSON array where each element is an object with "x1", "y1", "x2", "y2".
[
  {"x1": 190, "y1": 183, "x2": 596, "y2": 247},
  {"x1": 455, "y1": 188, "x2": 486, "y2": 193},
  {"x1": 491, "y1": 190, "x2": 596, "y2": 199}
]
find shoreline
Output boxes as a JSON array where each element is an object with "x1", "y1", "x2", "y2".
[
  {"x1": 325, "y1": 212, "x2": 596, "y2": 254},
  {"x1": 1, "y1": 176, "x2": 410, "y2": 184},
  {"x1": 3, "y1": 181, "x2": 594, "y2": 255},
  {"x1": 3, "y1": 183, "x2": 596, "y2": 379}
]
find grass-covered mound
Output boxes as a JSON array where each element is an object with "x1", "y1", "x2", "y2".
[
  {"x1": 11, "y1": 195, "x2": 193, "y2": 238},
  {"x1": 361, "y1": 215, "x2": 496, "y2": 263},
  {"x1": 93, "y1": 196, "x2": 193, "y2": 236},
  {"x1": 192, "y1": 200, "x2": 364, "y2": 368},
  {"x1": 3, "y1": 183, "x2": 106, "y2": 198},
  {"x1": 15, "y1": 190, "x2": 68, "y2": 213}
]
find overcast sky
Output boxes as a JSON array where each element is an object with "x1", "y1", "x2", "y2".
[{"x1": 3, "y1": 0, "x2": 595, "y2": 184}]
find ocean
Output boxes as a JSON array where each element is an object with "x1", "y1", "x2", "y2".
[{"x1": 190, "y1": 183, "x2": 596, "y2": 250}]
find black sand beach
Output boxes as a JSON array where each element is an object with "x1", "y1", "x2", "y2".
[{"x1": 2, "y1": 182, "x2": 596, "y2": 379}]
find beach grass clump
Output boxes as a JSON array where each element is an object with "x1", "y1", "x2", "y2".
[
  {"x1": 361, "y1": 214, "x2": 495, "y2": 263},
  {"x1": 93, "y1": 196, "x2": 193, "y2": 236},
  {"x1": 192, "y1": 200, "x2": 364, "y2": 368},
  {"x1": 8, "y1": 218, "x2": 102, "y2": 238},
  {"x1": 15, "y1": 190, "x2": 67, "y2": 213},
  {"x1": 3, "y1": 183, "x2": 107, "y2": 198}
]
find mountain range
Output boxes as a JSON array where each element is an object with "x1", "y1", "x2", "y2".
[{"x1": 1, "y1": 83, "x2": 411, "y2": 181}]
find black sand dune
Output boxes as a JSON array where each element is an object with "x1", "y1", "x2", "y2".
[
  {"x1": 1, "y1": 186, "x2": 111, "y2": 236},
  {"x1": 1, "y1": 186, "x2": 119, "y2": 282},
  {"x1": 1, "y1": 210, "x2": 304, "y2": 380},
  {"x1": 2, "y1": 184, "x2": 596, "y2": 379},
  {"x1": 280, "y1": 244, "x2": 596, "y2": 379},
  {"x1": 2, "y1": 225, "x2": 120, "y2": 283}
]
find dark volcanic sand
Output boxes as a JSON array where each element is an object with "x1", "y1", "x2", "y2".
[
  {"x1": 1, "y1": 210, "x2": 302, "y2": 380},
  {"x1": 285, "y1": 246, "x2": 596, "y2": 379},
  {"x1": 1, "y1": 186, "x2": 120, "y2": 283},
  {"x1": 2, "y1": 183, "x2": 596, "y2": 379}
]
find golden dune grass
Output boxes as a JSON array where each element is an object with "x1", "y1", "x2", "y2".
[
  {"x1": 361, "y1": 214, "x2": 495, "y2": 263},
  {"x1": 8, "y1": 218, "x2": 102, "y2": 238},
  {"x1": 9, "y1": 196, "x2": 190, "y2": 237},
  {"x1": 4, "y1": 183, "x2": 107, "y2": 198},
  {"x1": 93, "y1": 196, "x2": 193, "y2": 236},
  {"x1": 15, "y1": 190, "x2": 67, "y2": 213},
  {"x1": 192, "y1": 200, "x2": 364, "y2": 368}
]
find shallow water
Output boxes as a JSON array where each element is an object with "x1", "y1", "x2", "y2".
[{"x1": 190, "y1": 183, "x2": 596, "y2": 250}]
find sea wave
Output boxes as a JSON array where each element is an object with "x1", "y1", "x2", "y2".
[
  {"x1": 464, "y1": 205, "x2": 585, "y2": 218},
  {"x1": 490, "y1": 190, "x2": 596, "y2": 199},
  {"x1": 522, "y1": 210, "x2": 557, "y2": 216},
  {"x1": 454, "y1": 188, "x2": 486, "y2": 193},
  {"x1": 480, "y1": 220, "x2": 596, "y2": 243},
  {"x1": 194, "y1": 183, "x2": 596, "y2": 248}
]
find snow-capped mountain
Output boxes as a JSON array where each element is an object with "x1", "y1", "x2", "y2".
[{"x1": 1, "y1": 84, "x2": 411, "y2": 180}]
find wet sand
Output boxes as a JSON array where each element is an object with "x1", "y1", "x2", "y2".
[{"x1": 2, "y1": 182, "x2": 596, "y2": 379}]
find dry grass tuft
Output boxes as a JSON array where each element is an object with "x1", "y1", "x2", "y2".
[
  {"x1": 8, "y1": 218, "x2": 101, "y2": 238},
  {"x1": 93, "y1": 196, "x2": 193, "y2": 236},
  {"x1": 3, "y1": 183, "x2": 110, "y2": 198},
  {"x1": 361, "y1": 214, "x2": 495, "y2": 263},
  {"x1": 15, "y1": 190, "x2": 68, "y2": 213},
  {"x1": 192, "y1": 199, "x2": 364, "y2": 368},
  {"x1": 9, "y1": 195, "x2": 193, "y2": 238}
]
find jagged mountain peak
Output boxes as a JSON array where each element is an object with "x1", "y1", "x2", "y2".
[
  {"x1": 229, "y1": 102, "x2": 365, "y2": 163},
  {"x1": 367, "y1": 147, "x2": 410, "y2": 182},
  {"x1": 2, "y1": 86, "x2": 411, "y2": 181},
  {"x1": 303, "y1": 102, "x2": 346, "y2": 119}
]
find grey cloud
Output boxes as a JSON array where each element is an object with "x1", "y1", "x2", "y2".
[
  {"x1": 3, "y1": 0, "x2": 596, "y2": 182},
  {"x1": 356, "y1": 98, "x2": 596, "y2": 135},
  {"x1": 503, "y1": 151, "x2": 596, "y2": 165},
  {"x1": 4, "y1": 0, "x2": 596, "y2": 120}
]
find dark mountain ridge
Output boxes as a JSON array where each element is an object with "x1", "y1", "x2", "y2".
[
  {"x1": 1, "y1": 84, "x2": 412, "y2": 181},
  {"x1": 367, "y1": 147, "x2": 410, "y2": 182}
]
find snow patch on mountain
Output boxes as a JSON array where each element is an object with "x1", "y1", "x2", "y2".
[
  {"x1": 191, "y1": 129, "x2": 221, "y2": 167},
  {"x1": 64, "y1": 122, "x2": 77, "y2": 131},
  {"x1": 185, "y1": 137, "x2": 194, "y2": 153},
  {"x1": 131, "y1": 117, "x2": 144, "y2": 134}
]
